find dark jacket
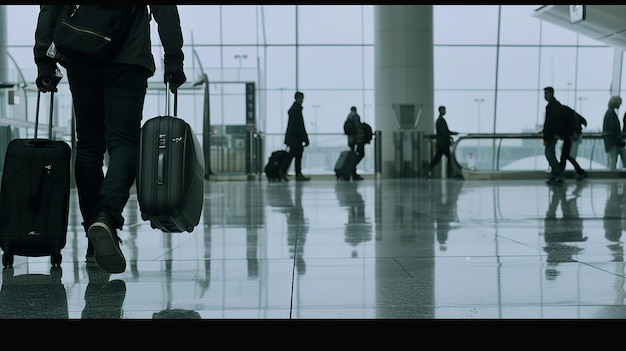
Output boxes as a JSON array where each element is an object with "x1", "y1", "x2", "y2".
[
  {"x1": 34, "y1": 5, "x2": 184, "y2": 77},
  {"x1": 284, "y1": 102, "x2": 309, "y2": 147},
  {"x1": 435, "y1": 115, "x2": 457, "y2": 148},
  {"x1": 542, "y1": 97, "x2": 563, "y2": 142},
  {"x1": 603, "y1": 108, "x2": 623, "y2": 152},
  {"x1": 347, "y1": 111, "x2": 364, "y2": 146}
]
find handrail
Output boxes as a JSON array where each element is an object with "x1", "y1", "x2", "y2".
[{"x1": 450, "y1": 132, "x2": 626, "y2": 180}]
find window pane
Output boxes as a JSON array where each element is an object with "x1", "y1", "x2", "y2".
[
  {"x1": 434, "y1": 46, "x2": 497, "y2": 89},
  {"x1": 221, "y1": 5, "x2": 258, "y2": 44},
  {"x1": 497, "y1": 47, "x2": 540, "y2": 90},
  {"x1": 262, "y1": 5, "x2": 296, "y2": 44},
  {"x1": 434, "y1": 5, "x2": 499, "y2": 45},
  {"x1": 298, "y1": 46, "x2": 366, "y2": 90},
  {"x1": 298, "y1": 5, "x2": 367, "y2": 44},
  {"x1": 178, "y1": 5, "x2": 221, "y2": 45},
  {"x1": 499, "y1": 5, "x2": 541, "y2": 45}
]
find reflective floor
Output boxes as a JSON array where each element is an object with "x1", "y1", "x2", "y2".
[{"x1": 3, "y1": 175, "x2": 626, "y2": 319}]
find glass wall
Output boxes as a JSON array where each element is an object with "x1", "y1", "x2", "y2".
[{"x1": 2, "y1": 5, "x2": 622, "y2": 175}]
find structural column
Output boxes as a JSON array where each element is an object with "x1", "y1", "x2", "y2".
[
  {"x1": 0, "y1": 5, "x2": 8, "y2": 119},
  {"x1": 374, "y1": 5, "x2": 434, "y2": 178}
]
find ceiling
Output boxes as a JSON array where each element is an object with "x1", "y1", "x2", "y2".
[{"x1": 532, "y1": 5, "x2": 626, "y2": 50}]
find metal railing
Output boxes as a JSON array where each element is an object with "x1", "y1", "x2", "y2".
[{"x1": 451, "y1": 132, "x2": 626, "y2": 180}]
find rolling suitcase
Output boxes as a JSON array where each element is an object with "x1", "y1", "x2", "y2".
[
  {"x1": 137, "y1": 88, "x2": 205, "y2": 233},
  {"x1": 264, "y1": 149, "x2": 288, "y2": 181},
  {"x1": 334, "y1": 150, "x2": 358, "y2": 181},
  {"x1": 0, "y1": 91, "x2": 71, "y2": 268}
]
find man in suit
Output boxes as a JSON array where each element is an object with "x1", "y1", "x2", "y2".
[
  {"x1": 542, "y1": 87, "x2": 565, "y2": 185},
  {"x1": 346, "y1": 106, "x2": 365, "y2": 181},
  {"x1": 425, "y1": 105, "x2": 458, "y2": 178},
  {"x1": 279, "y1": 91, "x2": 310, "y2": 181}
]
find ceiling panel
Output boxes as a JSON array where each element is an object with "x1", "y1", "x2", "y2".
[{"x1": 532, "y1": 5, "x2": 626, "y2": 49}]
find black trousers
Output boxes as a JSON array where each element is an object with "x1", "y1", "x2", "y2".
[
  {"x1": 559, "y1": 137, "x2": 585, "y2": 175},
  {"x1": 281, "y1": 144, "x2": 305, "y2": 175},
  {"x1": 66, "y1": 64, "x2": 148, "y2": 231},
  {"x1": 349, "y1": 142, "x2": 365, "y2": 175},
  {"x1": 428, "y1": 146, "x2": 452, "y2": 171}
]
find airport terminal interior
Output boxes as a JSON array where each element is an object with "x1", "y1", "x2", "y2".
[
  {"x1": 4, "y1": 5, "x2": 626, "y2": 321},
  {"x1": 4, "y1": 175, "x2": 626, "y2": 319}
]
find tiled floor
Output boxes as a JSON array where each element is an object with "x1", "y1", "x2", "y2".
[{"x1": 3, "y1": 175, "x2": 626, "y2": 319}]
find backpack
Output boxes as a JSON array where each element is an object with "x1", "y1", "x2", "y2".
[
  {"x1": 362, "y1": 122, "x2": 373, "y2": 144},
  {"x1": 562, "y1": 105, "x2": 586, "y2": 139},
  {"x1": 561, "y1": 105, "x2": 578, "y2": 137},
  {"x1": 343, "y1": 115, "x2": 357, "y2": 135},
  {"x1": 50, "y1": 5, "x2": 139, "y2": 64}
]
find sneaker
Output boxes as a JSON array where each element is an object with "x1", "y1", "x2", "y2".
[
  {"x1": 547, "y1": 178, "x2": 564, "y2": 185},
  {"x1": 278, "y1": 171, "x2": 289, "y2": 182},
  {"x1": 352, "y1": 174, "x2": 364, "y2": 181},
  {"x1": 87, "y1": 213, "x2": 126, "y2": 274},
  {"x1": 295, "y1": 174, "x2": 310, "y2": 181},
  {"x1": 577, "y1": 172, "x2": 589, "y2": 181}
]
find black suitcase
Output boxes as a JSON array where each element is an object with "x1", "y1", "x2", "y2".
[
  {"x1": 0, "y1": 267, "x2": 68, "y2": 319},
  {"x1": 0, "y1": 91, "x2": 70, "y2": 268},
  {"x1": 264, "y1": 149, "x2": 288, "y2": 181},
  {"x1": 334, "y1": 150, "x2": 358, "y2": 181},
  {"x1": 136, "y1": 90, "x2": 205, "y2": 233}
]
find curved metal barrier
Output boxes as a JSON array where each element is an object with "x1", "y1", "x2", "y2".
[{"x1": 450, "y1": 132, "x2": 626, "y2": 180}]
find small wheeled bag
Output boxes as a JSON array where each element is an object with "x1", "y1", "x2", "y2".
[
  {"x1": 136, "y1": 88, "x2": 205, "y2": 233},
  {"x1": 0, "y1": 91, "x2": 71, "y2": 268}
]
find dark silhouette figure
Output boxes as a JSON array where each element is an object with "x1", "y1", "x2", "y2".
[
  {"x1": 543, "y1": 183, "x2": 587, "y2": 280},
  {"x1": 425, "y1": 105, "x2": 458, "y2": 178},
  {"x1": 81, "y1": 264, "x2": 126, "y2": 319},
  {"x1": 335, "y1": 182, "x2": 372, "y2": 258},
  {"x1": 34, "y1": 5, "x2": 187, "y2": 274},
  {"x1": 345, "y1": 106, "x2": 365, "y2": 181},
  {"x1": 433, "y1": 180, "x2": 463, "y2": 251},
  {"x1": 266, "y1": 183, "x2": 308, "y2": 274},
  {"x1": 603, "y1": 95, "x2": 626, "y2": 170},
  {"x1": 541, "y1": 87, "x2": 565, "y2": 185},
  {"x1": 559, "y1": 106, "x2": 588, "y2": 181},
  {"x1": 280, "y1": 91, "x2": 310, "y2": 181},
  {"x1": 604, "y1": 182, "x2": 625, "y2": 263}
]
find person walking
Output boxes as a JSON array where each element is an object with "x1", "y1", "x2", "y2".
[
  {"x1": 568, "y1": 109, "x2": 588, "y2": 164},
  {"x1": 425, "y1": 105, "x2": 458, "y2": 178},
  {"x1": 34, "y1": 5, "x2": 187, "y2": 274},
  {"x1": 603, "y1": 95, "x2": 626, "y2": 170},
  {"x1": 541, "y1": 87, "x2": 565, "y2": 185},
  {"x1": 345, "y1": 106, "x2": 365, "y2": 181},
  {"x1": 279, "y1": 91, "x2": 310, "y2": 181},
  {"x1": 559, "y1": 106, "x2": 588, "y2": 181}
]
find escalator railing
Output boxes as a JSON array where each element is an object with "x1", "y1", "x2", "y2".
[{"x1": 451, "y1": 132, "x2": 626, "y2": 180}]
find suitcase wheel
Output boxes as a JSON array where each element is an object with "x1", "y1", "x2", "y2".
[
  {"x1": 2, "y1": 253, "x2": 13, "y2": 268},
  {"x1": 50, "y1": 266, "x2": 62, "y2": 280},
  {"x1": 50, "y1": 252, "x2": 62, "y2": 267}
]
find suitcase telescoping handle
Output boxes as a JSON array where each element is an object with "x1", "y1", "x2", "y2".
[
  {"x1": 164, "y1": 82, "x2": 178, "y2": 117},
  {"x1": 34, "y1": 89, "x2": 55, "y2": 140}
]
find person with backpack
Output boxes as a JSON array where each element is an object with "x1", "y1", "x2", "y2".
[
  {"x1": 34, "y1": 5, "x2": 187, "y2": 274},
  {"x1": 559, "y1": 105, "x2": 588, "y2": 181},
  {"x1": 344, "y1": 106, "x2": 365, "y2": 181}
]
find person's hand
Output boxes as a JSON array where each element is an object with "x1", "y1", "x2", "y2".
[
  {"x1": 36, "y1": 75, "x2": 59, "y2": 93},
  {"x1": 35, "y1": 67, "x2": 62, "y2": 93},
  {"x1": 164, "y1": 68, "x2": 187, "y2": 93}
]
